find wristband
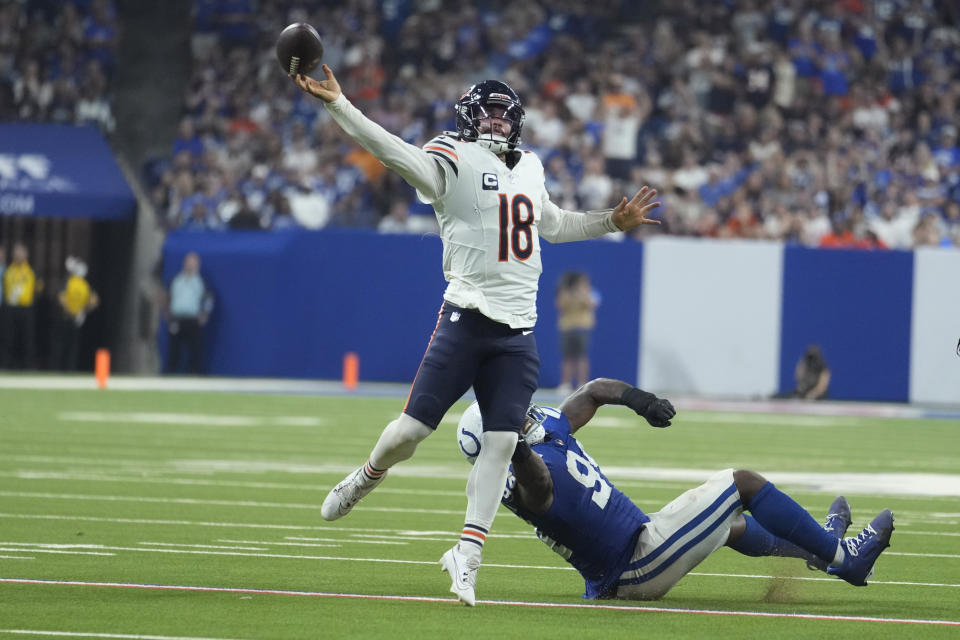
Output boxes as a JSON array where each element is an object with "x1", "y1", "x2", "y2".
[
  {"x1": 620, "y1": 387, "x2": 656, "y2": 415},
  {"x1": 512, "y1": 437, "x2": 532, "y2": 464}
]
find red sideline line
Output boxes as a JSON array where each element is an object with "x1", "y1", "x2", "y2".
[{"x1": 2, "y1": 578, "x2": 958, "y2": 627}]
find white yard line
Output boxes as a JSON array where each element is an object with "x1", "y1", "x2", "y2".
[
  {"x1": 8, "y1": 457, "x2": 960, "y2": 497},
  {"x1": 897, "y1": 530, "x2": 960, "y2": 536},
  {"x1": 683, "y1": 413, "x2": 864, "y2": 426},
  {"x1": 165, "y1": 459, "x2": 464, "y2": 478},
  {"x1": 0, "y1": 492, "x2": 323, "y2": 510},
  {"x1": 590, "y1": 414, "x2": 860, "y2": 428},
  {"x1": 0, "y1": 513, "x2": 326, "y2": 532},
  {"x1": 5, "y1": 545, "x2": 461, "y2": 565},
  {"x1": 15, "y1": 469, "x2": 957, "y2": 504},
  {"x1": 58, "y1": 412, "x2": 260, "y2": 427},
  {"x1": 0, "y1": 374, "x2": 412, "y2": 397},
  {"x1": 2, "y1": 512, "x2": 957, "y2": 546},
  {"x1": 5, "y1": 452, "x2": 960, "y2": 496},
  {"x1": 0, "y1": 512, "x2": 960, "y2": 541},
  {"x1": 0, "y1": 491, "x2": 465, "y2": 515},
  {"x1": 600, "y1": 468, "x2": 960, "y2": 497},
  {"x1": 887, "y1": 551, "x2": 960, "y2": 559},
  {"x1": 688, "y1": 572, "x2": 960, "y2": 588},
  {"x1": 0, "y1": 470, "x2": 651, "y2": 496},
  {"x1": 2, "y1": 491, "x2": 958, "y2": 523},
  {"x1": 136, "y1": 543, "x2": 269, "y2": 552},
  {"x1": 57, "y1": 412, "x2": 325, "y2": 428},
  {"x1": 348, "y1": 533, "x2": 453, "y2": 543},
  {"x1": 0, "y1": 630, "x2": 249, "y2": 640},
  {"x1": 5, "y1": 535, "x2": 958, "y2": 560},
  {"x1": 0, "y1": 579, "x2": 957, "y2": 626},
  {"x1": 2, "y1": 472, "x2": 332, "y2": 491},
  {"x1": 1, "y1": 544, "x2": 957, "y2": 588},
  {"x1": 6, "y1": 373, "x2": 959, "y2": 418},
  {"x1": 0, "y1": 546, "x2": 114, "y2": 557},
  {"x1": 216, "y1": 538, "x2": 390, "y2": 547},
  {"x1": 6, "y1": 372, "x2": 960, "y2": 419}
]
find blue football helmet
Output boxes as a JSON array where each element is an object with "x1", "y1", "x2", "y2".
[{"x1": 455, "y1": 80, "x2": 525, "y2": 154}]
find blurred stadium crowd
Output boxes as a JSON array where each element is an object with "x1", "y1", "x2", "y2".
[
  {"x1": 4, "y1": 0, "x2": 960, "y2": 249},
  {"x1": 0, "y1": 0, "x2": 117, "y2": 132}
]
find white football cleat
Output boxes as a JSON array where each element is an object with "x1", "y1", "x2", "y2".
[
  {"x1": 440, "y1": 544, "x2": 480, "y2": 606},
  {"x1": 320, "y1": 466, "x2": 386, "y2": 521}
]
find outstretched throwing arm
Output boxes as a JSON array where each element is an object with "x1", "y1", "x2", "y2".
[{"x1": 290, "y1": 65, "x2": 449, "y2": 202}]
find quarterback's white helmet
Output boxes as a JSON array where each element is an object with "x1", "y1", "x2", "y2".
[{"x1": 456, "y1": 401, "x2": 547, "y2": 465}]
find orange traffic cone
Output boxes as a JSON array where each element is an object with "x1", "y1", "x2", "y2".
[
  {"x1": 95, "y1": 348, "x2": 110, "y2": 389},
  {"x1": 343, "y1": 352, "x2": 359, "y2": 391}
]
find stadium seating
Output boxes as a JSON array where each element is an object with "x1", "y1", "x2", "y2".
[{"x1": 143, "y1": 0, "x2": 959, "y2": 248}]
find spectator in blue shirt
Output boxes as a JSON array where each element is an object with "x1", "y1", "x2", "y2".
[
  {"x1": 164, "y1": 252, "x2": 213, "y2": 374},
  {"x1": 171, "y1": 117, "x2": 205, "y2": 161},
  {"x1": 789, "y1": 21, "x2": 820, "y2": 78},
  {"x1": 83, "y1": 0, "x2": 118, "y2": 73},
  {"x1": 819, "y1": 37, "x2": 851, "y2": 97}
]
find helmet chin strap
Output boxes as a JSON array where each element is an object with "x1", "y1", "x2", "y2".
[{"x1": 475, "y1": 132, "x2": 512, "y2": 155}]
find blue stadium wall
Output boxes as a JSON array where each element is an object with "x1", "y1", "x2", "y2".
[{"x1": 163, "y1": 231, "x2": 958, "y2": 404}]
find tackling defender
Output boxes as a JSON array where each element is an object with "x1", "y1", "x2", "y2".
[
  {"x1": 291, "y1": 66, "x2": 661, "y2": 606},
  {"x1": 458, "y1": 378, "x2": 894, "y2": 600}
]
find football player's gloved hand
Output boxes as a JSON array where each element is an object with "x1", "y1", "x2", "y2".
[
  {"x1": 620, "y1": 387, "x2": 676, "y2": 428},
  {"x1": 643, "y1": 398, "x2": 676, "y2": 428}
]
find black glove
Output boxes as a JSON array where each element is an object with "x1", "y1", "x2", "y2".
[
  {"x1": 643, "y1": 398, "x2": 675, "y2": 428},
  {"x1": 512, "y1": 436, "x2": 533, "y2": 464},
  {"x1": 620, "y1": 387, "x2": 676, "y2": 428}
]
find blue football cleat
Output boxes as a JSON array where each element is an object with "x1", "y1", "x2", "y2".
[
  {"x1": 827, "y1": 509, "x2": 894, "y2": 586},
  {"x1": 824, "y1": 496, "x2": 853, "y2": 539},
  {"x1": 807, "y1": 496, "x2": 853, "y2": 571}
]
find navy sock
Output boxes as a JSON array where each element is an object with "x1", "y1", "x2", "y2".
[
  {"x1": 746, "y1": 482, "x2": 838, "y2": 563},
  {"x1": 728, "y1": 515, "x2": 818, "y2": 563}
]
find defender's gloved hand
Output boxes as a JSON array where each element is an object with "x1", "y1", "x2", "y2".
[
  {"x1": 620, "y1": 387, "x2": 676, "y2": 428},
  {"x1": 643, "y1": 398, "x2": 675, "y2": 428}
]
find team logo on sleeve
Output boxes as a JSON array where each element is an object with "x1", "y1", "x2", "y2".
[{"x1": 482, "y1": 173, "x2": 499, "y2": 190}]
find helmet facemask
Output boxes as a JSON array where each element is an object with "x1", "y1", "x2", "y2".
[
  {"x1": 521, "y1": 404, "x2": 547, "y2": 446},
  {"x1": 455, "y1": 81, "x2": 525, "y2": 155}
]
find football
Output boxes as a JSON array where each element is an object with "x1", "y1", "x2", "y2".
[{"x1": 276, "y1": 22, "x2": 323, "y2": 76}]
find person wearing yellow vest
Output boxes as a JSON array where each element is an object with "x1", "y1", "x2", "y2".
[
  {"x1": 2, "y1": 242, "x2": 37, "y2": 369},
  {"x1": 0, "y1": 246, "x2": 5, "y2": 307},
  {"x1": 55, "y1": 256, "x2": 99, "y2": 370},
  {"x1": 555, "y1": 271, "x2": 598, "y2": 394},
  {"x1": 0, "y1": 245, "x2": 5, "y2": 368}
]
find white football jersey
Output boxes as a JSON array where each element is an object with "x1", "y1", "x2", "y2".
[
  {"x1": 323, "y1": 95, "x2": 619, "y2": 328},
  {"x1": 421, "y1": 134, "x2": 550, "y2": 328}
]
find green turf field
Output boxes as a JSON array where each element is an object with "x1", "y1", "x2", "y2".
[{"x1": 1, "y1": 388, "x2": 958, "y2": 639}]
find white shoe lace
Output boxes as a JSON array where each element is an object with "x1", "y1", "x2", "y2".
[
  {"x1": 336, "y1": 471, "x2": 366, "y2": 507},
  {"x1": 843, "y1": 523, "x2": 877, "y2": 557}
]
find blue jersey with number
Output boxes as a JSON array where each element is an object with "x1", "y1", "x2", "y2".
[{"x1": 502, "y1": 406, "x2": 650, "y2": 598}]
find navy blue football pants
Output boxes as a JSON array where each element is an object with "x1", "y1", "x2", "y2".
[{"x1": 403, "y1": 301, "x2": 539, "y2": 433}]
